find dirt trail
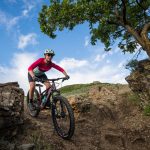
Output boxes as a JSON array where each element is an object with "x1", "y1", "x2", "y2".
[
  {"x1": 19, "y1": 84, "x2": 150, "y2": 150},
  {"x1": 24, "y1": 108, "x2": 102, "y2": 150},
  {"x1": 23, "y1": 102, "x2": 150, "y2": 150}
]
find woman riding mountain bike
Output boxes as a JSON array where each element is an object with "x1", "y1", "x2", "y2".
[{"x1": 28, "y1": 49, "x2": 69, "y2": 110}]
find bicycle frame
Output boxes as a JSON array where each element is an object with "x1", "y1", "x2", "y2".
[{"x1": 36, "y1": 80, "x2": 61, "y2": 106}]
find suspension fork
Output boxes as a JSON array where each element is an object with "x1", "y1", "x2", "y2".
[
  {"x1": 37, "y1": 86, "x2": 42, "y2": 104},
  {"x1": 51, "y1": 82, "x2": 65, "y2": 117},
  {"x1": 38, "y1": 86, "x2": 41, "y2": 94},
  {"x1": 52, "y1": 91, "x2": 65, "y2": 115}
]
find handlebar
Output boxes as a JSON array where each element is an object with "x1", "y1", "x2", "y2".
[
  {"x1": 34, "y1": 77, "x2": 69, "y2": 82},
  {"x1": 48, "y1": 77, "x2": 68, "y2": 81}
]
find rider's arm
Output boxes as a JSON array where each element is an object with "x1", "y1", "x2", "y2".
[
  {"x1": 28, "y1": 58, "x2": 43, "y2": 78},
  {"x1": 62, "y1": 70, "x2": 68, "y2": 76},
  {"x1": 51, "y1": 63, "x2": 65, "y2": 72},
  {"x1": 51, "y1": 63, "x2": 69, "y2": 77}
]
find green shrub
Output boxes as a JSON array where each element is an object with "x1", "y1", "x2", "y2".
[
  {"x1": 60, "y1": 83, "x2": 96, "y2": 96},
  {"x1": 28, "y1": 131, "x2": 53, "y2": 150},
  {"x1": 125, "y1": 59, "x2": 138, "y2": 71},
  {"x1": 127, "y1": 92, "x2": 141, "y2": 104},
  {"x1": 144, "y1": 105, "x2": 150, "y2": 116}
]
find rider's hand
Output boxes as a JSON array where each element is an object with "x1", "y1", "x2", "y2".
[
  {"x1": 65, "y1": 75, "x2": 70, "y2": 80},
  {"x1": 62, "y1": 75, "x2": 70, "y2": 82}
]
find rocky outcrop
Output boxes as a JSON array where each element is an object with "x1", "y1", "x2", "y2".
[
  {"x1": 10, "y1": 82, "x2": 150, "y2": 150},
  {"x1": 125, "y1": 59, "x2": 150, "y2": 107},
  {"x1": 69, "y1": 84, "x2": 131, "y2": 114},
  {"x1": 0, "y1": 82, "x2": 24, "y2": 138},
  {"x1": 67, "y1": 84, "x2": 150, "y2": 150}
]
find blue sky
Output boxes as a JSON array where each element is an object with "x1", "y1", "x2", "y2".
[{"x1": 0, "y1": 0, "x2": 148, "y2": 93}]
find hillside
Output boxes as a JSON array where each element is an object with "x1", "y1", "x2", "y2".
[{"x1": 3, "y1": 82, "x2": 150, "y2": 150}]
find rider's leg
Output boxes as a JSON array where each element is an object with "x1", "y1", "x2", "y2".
[
  {"x1": 44, "y1": 81, "x2": 51, "y2": 90},
  {"x1": 28, "y1": 73, "x2": 35, "y2": 102},
  {"x1": 28, "y1": 73, "x2": 37, "y2": 110},
  {"x1": 28, "y1": 82, "x2": 35, "y2": 110},
  {"x1": 28, "y1": 82, "x2": 36, "y2": 111},
  {"x1": 29, "y1": 81, "x2": 35, "y2": 101}
]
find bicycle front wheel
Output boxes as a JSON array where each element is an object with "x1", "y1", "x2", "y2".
[{"x1": 52, "y1": 96, "x2": 75, "y2": 140}]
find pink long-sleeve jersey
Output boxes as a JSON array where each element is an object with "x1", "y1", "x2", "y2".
[{"x1": 28, "y1": 58, "x2": 64, "y2": 76}]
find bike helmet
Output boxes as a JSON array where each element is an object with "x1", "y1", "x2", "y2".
[{"x1": 44, "y1": 49, "x2": 55, "y2": 56}]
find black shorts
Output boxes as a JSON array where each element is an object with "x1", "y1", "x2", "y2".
[{"x1": 28, "y1": 73, "x2": 48, "y2": 83}]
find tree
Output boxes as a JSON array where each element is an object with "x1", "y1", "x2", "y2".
[{"x1": 38, "y1": 0, "x2": 150, "y2": 57}]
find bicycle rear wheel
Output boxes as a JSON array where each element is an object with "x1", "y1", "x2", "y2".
[
  {"x1": 26, "y1": 89, "x2": 40, "y2": 117},
  {"x1": 52, "y1": 96, "x2": 75, "y2": 140}
]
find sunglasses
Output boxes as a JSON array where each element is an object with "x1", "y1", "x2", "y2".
[{"x1": 46, "y1": 54, "x2": 53, "y2": 57}]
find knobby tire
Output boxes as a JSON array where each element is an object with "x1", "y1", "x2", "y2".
[{"x1": 52, "y1": 96, "x2": 75, "y2": 140}]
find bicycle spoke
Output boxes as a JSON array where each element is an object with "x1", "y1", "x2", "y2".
[{"x1": 54, "y1": 100, "x2": 70, "y2": 135}]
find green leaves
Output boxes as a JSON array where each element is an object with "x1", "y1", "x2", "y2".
[
  {"x1": 125, "y1": 59, "x2": 139, "y2": 71},
  {"x1": 38, "y1": 0, "x2": 150, "y2": 54}
]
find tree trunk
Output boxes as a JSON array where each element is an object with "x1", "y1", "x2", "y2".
[
  {"x1": 124, "y1": 23, "x2": 150, "y2": 58},
  {"x1": 141, "y1": 22, "x2": 150, "y2": 58},
  {"x1": 145, "y1": 47, "x2": 150, "y2": 58}
]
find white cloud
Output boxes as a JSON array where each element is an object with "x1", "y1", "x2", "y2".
[
  {"x1": 108, "y1": 50, "x2": 114, "y2": 55},
  {"x1": 0, "y1": 11, "x2": 7, "y2": 24},
  {"x1": 58, "y1": 58, "x2": 88, "y2": 70},
  {"x1": 18, "y1": 33, "x2": 38, "y2": 49},
  {"x1": 7, "y1": 16, "x2": 20, "y2": 30},
  {"x1": 22, "y1": 10, "x2": 29, "y2": 16},
  {"x1": 0, "y1": 53, "x2": 129, "y2": 95},
  {"x1": 22, "y1": 4, "x2": 34, "y2": 16},
  {"x1": 22, "y1": 0, "x2": 43, "y2": 17},
  {"x1": 118, "y1": 60, "x2": 126, "y2": 68},
  {"x1": 0, "y1": 11, "x2": 20, "y2": 30},
  {"x1": 84, "y1": 36, "x2": 90, "y2": 47},
  {"x1": 106, "y1": 60, "x2": 110, "y2": 63},
  {"x1": 60, "y1": 62, "x2": 128, "y2": 86},
  {"x1": 0, "y1": 52, "x2": 38, "y2": 94},
  {"x1": 95, "y1": 53, "x2": 107, "y2": 62},
  {"x1": 114, "y1": 47, "x2": 120, "y2": 53},
  {"x1": 0, "y1": 0, "x2": 39, "y2": 31},
  {"x1": 0, "y1": 66, "x2": 9, "y2": 74},
  {"x1": 55, "y1": 57, "x2": 129, "y2": 86}
]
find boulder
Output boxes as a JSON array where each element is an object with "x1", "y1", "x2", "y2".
[
  {"x1": 125, "y1": 59, "x2": 150, "y2": 107},
  {"x1": 0, "y1": 82, "x2": 24, "y2": 138}
]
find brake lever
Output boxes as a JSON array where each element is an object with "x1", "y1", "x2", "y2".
[{"x1": 62, "y1": 78, "x2": 65, "y2": 82}]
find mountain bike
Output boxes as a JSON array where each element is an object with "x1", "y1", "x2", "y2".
[{"x1": 26, "y1": 77, "x2": 75, "y2": 140}]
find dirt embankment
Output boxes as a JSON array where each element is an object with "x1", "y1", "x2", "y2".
[{"x1": 14, "y1": 83, "x2": 150, "y2": 150}]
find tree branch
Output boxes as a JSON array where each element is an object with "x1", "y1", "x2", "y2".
[
  {"x1": 136, "y1": 0, "x2": 147, "y2": 22},
  {"x1": 115, "y1": 1, "x2": 145, "y2": 47},
  {"x1": 114, "y1": 1, "x2": 127, "y2": 25},
  {"x1": 121, "y1": 0, "x2": 127, "y2": 24},
  {"x1": 114, "y1": 3, "x2": 120, "y2": 19},
  {"x1": 116, "y1": 29, "x2": 124, "y2": 33},
  {"x1": 125, "y1": 24, "x2": 145, "y2": 48},
  {"x1": 106, "y1": 20, "x2": 119, "y2": 25},
  {"x1": 136, "y1": 0, "x2": 146, "y2": 10},
  {"x1": 141, "y1": 22, "x2": 150, "y2": 48}
]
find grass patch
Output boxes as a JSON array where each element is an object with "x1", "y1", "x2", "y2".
[
  {"x1": 60, "y1": 83, "x2": 96, "y2": 96},
  {"x1": 127, "y1": 92, "x2": 141, "y2": 105},
  {"x1": 28, "y1": 131, "x2": 54, "y2": 150},
  {"x1": 59, "y1": 82, "x2": 126, "y2": 97},
  {"x1": 144, "y1": 105, "x2": 150, "y2": 116}
]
